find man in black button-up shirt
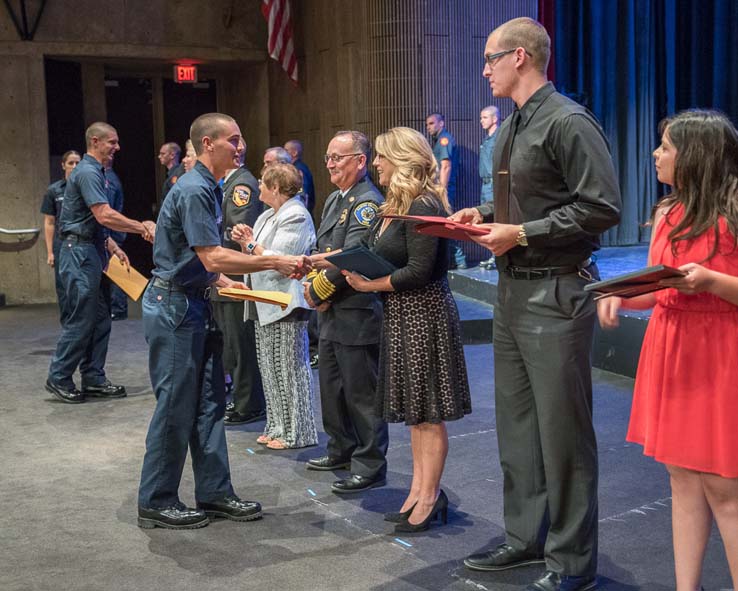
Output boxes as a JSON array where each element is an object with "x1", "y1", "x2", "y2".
[{"x1": 454, "y1": 18, "x2": 621, "y2": 589}]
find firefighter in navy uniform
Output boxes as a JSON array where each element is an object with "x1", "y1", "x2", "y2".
[
  {"x1": 303, "y1": 130, "x2": 389, "y2": 494},
  {"x1": 210, "y1": 139, "x2": 267, "y2": 426}
]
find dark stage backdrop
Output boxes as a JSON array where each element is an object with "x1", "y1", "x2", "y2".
[{"x1": 551, "y1": 0, "x2": 738, "y2": 245}]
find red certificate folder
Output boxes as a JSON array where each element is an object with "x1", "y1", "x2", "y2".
[{"x1": 382, "y1": 215, "x2": 489, "y2": 241}]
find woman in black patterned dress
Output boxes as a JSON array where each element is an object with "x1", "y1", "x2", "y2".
[{"x1": 343, "y1": 127, "x2": 471, "y2": 532}]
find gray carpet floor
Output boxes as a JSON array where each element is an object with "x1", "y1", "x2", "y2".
[{"x1": 0, "y1": 304, "x2": 733, "y2": 591}]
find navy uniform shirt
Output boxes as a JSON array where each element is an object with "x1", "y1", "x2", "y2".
[
  {"x1": 40, "y1": 179, "x2": 67, "y2": 242},
  {"x1": 293, "y1": 159, "x2": 315, "y2": 213},
  {"x1": 161, "y1": 162, "x2": 185, "y2": 200},
  {"x1": 431, "y1": 129, "x2": 458, "y2": 204},
  {"x1": 479, "y1": 129, "x2": 498, "y2": 188},
  {"x1": 58, "y1": 154, "x2": 109, "y2": 249},
  {"x1": 151, "y1": 161, "x2": 222, "y2": 288},
  {"x1": 105, "y1": 168, "x2": 126, "y2": 244}
]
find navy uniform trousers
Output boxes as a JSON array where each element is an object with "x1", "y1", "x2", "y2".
[
  {"x1": 494, "y1": 269, "x2": 599, "y2": 576},
  {"x1": 48, "y1": 238, "x2": 111, "y2": 388},
  {"x1": 138, "y1": 285, "x2": 234, "y2": 508}
]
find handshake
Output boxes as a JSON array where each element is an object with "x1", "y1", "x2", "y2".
[{"x1": 230, "y1": 223, "x2": 312, "y2": 280}]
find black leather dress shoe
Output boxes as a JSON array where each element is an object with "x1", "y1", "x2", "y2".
[
  {"x1": 306, "y1": 456, "x2": 351, "y2": 471},
  {"x1": 45, "y1": 380, "x2": 85, "y2": 404},
  {"x1": 81, "y1": 380, "x2": 126, "y2": 398},
  {"x1": 464, "y1": 543, "x2": 544, "y2": 572},
  {"x1": 197, "y1": 495, "x2": 262, "y2": 521},
  {"x1": 331, "y1": 474, "x2": 386, "y2": 494},
  {"x1": 138, "y1": 503, "x2": 209, "y2": 529},
  {"x1": 526, "y1": 571, "x2": 597, "y2": 591},
  {"x1": 224, "y1": 410, "x2": 267, "y2": 426}
]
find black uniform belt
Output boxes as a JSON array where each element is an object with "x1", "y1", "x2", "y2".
[
  {"x1": 481, "y1": 176, "x2": 493, "y2": 183},
  {"x1": 151, "y1": 277, "x2": 211, "y2": 300},
  {"x1": 504, "y1": 258, "x2": 592, "y2": 280},
  {"x1": 62, "y1": 233, "x2": 94, "y2": 243}
]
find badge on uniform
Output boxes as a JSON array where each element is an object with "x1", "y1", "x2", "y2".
[
  {"x1": 440, "y1": 137, "x2": 449, "y2": 146},
  {"x1": 232, "y1": 185, "x2": 251, "y2": 207},
  {"x1": 354, "y1": 202, "x2": 379, "y2": 226},
  {"x1": 170, "y1": 175, "x2": 178, "y2": 185},
  {"x1": 338, "y1": 209, "x2": 349, "y2": 225}
]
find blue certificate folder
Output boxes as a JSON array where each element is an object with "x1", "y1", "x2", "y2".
[
  {"x1": 583, "y1": 264, "x2": 685, "y2": 298},
  {"x1": 325, "y1": 245, "x2": 397, "y2": 279}
]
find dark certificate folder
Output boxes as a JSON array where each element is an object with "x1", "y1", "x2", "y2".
[
  {"x1": 382, "y1": 215, "x2": 489, "y2": 241},
  {"x1": 325, "y1": 245, "x2": 397, "y2": 279},
  {"x1": 584, "y1": 264, "x2": 686, "y2": 299}
]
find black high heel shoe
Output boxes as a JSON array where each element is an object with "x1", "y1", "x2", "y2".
[
  {"x1": 393, "y1": 490, "x2": 448, "y2": 533},
  {"x1": 384, "y1": 502, "x2": 417, "y2": 523}
]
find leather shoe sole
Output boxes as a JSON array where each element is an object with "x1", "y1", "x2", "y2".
[
  {"x1": 464, "y1": 555, "x2": 545, "y2": 571},
  {"x1": 81, "y1": 381, "x2": 127, "y2": 398},
  {"x1": 306, "y1": 457, "x2": 351, "y2": 471},
  {"x1": 45, "y1": 380, "x2": 85, "y2": 404},
  {"x1": 137, "y1": 506, "x2": 210, "y2": 530},
  {"x1": 331, "y1": 477, "x2": 386, "y2": 494},
  {"x1": 225, "y1": 411, "x2": 267, "y2": 426}
]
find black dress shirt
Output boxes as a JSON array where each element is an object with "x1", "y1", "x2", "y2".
[{"x1": 478, "y1": 82, "x2": 621, "y2": 267}]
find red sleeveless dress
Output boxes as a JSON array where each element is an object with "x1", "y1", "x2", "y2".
[{"x1": 627, "y1": 204, "x2": 738, "y2": 477}]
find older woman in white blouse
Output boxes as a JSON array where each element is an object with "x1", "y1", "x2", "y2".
[{"x1": 232, "y1": 163, "x2": 318, "y2": 450}]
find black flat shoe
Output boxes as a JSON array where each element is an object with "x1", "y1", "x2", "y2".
[
  {"x1": 81, "y1": 380, "x2": 126, "y2": 398},
  {"x1": 525, "y1": 571, "x2": 597, "y2": 591},
  {"x1": 394, "y1": 490, "x2": 448, "y2": 533},
  {"x1": 225, "y1": 410, "x2": 267, "y2": 425},
  {"x1": 331, "y1": 474, "x2": 386, "y2": 494},
  {"x1": 306, "y1": 456, "x2": 351, "y2": 471},
  {"x1": 197, "y1": 495, "x2": 262, "y2": 521},
  {"x1": 138, "y1": 503, "x2": 209, "y2": 529},
  {"x1": 45, "y1": 380, "x2": 85, "y2": 404},
  {"x1": 384, "y1": 502, "x2": 417, "y2": 523},
  {"x1": 464, "y1": 542, "x2": 545, "y2": 572}
]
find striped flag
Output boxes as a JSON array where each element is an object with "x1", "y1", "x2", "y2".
[{"x1": 261, "y1": 0, "x2": 298, "y2": 84}]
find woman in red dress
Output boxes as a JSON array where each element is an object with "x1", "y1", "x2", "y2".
[{"x1": 599, "y1": 109, "x2": 738, "y2": 590}]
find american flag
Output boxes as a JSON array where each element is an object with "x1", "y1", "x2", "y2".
[{"x1": 261, "y1": 0, "x2": 298, "y2": 85}]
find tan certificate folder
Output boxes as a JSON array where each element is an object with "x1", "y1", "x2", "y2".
[
  {"x1": 217, "y1": 288, "x2": 292, "y2": 310},
  {"x1": 103, "y1": 254, "x2": 149, "y2": 301}
]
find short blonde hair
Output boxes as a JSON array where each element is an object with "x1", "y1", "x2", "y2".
[
  {"x1": 374, "y1": 127, "x2": 450, "y2": 216},
  {"x1": 261, "y1": 162, "x2": 303, "y2": 198},
  {"x1": 493, "y1": 17, "x2": 551, "y2": 73}
]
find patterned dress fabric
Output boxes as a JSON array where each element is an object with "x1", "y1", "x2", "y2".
[
  {"x1": 628, "y1": 203, "x2": 738, "y2": 477},
  {"x1": 377, "y1": 277, "x2": 471, "y2": 425},
  {"x1": 255, "y1": 320, "x2": 318, "y2": 448}
]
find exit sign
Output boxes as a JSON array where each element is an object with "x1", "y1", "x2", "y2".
[{"x1": 174, "y1": 64, "x2": 198, "y2": 84}]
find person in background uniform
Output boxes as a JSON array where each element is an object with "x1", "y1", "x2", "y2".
[
  {"x1": 137, "y1": 112, "x2": 311, "y2": 530},
  {"x1": 182, "y1": 139, "x2": 197, "y2": 173},
  {"x1": 285, "y1": 139, "x2": 316, "y2": 215},
  {"x1": 285, "y1": 139, "x2": 319, "y2": 366},
  {"x1": 158, "y1": 142, "x2": 184, "y2": 201},
  {"x1": 210, "y1": 138, "x2": 266, "y2": 426},
  {"x1": 479, "y1": 105, "x2": 500, "y2": 269},
  {"x1": 46, "y1": 122, "x2": 156, "y2": 404},
  {"x1": 105, "y1": 162, "x2": 128, "y2": 320},
  {"x1": 426, "y1": 112, "x2": 467, "y2": 269},
  {"x1": 303, "y1": 130, "x2": 389, "y2": 494},
  {"x1": 40, "y1": 150, "x2": 81, "y2": 319},
  {"x1": 453, "y1": 18, "x2": 621, "y2": 590}
]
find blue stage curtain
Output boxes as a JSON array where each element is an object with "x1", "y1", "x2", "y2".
[{"x1": 552, "y1": 0, "x2": 738, "y2": 246}]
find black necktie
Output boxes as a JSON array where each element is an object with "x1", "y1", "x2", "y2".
[{"x1": 495, "y1": 109, "x2": 521, "y2": 224}]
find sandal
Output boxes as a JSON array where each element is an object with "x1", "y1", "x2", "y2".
[
  {"x1": 256, "y1": 435, "x2": 272, "y2": 445},
  {"x1": 266, "y1": 439, "x2": 289, "y2": 450}
]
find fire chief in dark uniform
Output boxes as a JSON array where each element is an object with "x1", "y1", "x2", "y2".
[
  {"x1": 304, "y1": 131, "x2": 388, "y2": 494},
  {"x1": 137, "y1": 113, "x2": 310, "y2": 529}
]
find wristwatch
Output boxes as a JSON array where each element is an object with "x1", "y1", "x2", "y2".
[
  {"x1": 516, "y1": 225, "x2": 528, "y2": 247},
  {"x1": 245, "y1": 242, "x2": 257, "y2": 254}
]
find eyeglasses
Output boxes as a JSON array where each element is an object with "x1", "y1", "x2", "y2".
[
  {"x1": 324, "y1": 152, "x2": 362, "y2": 164},
  {"x1": 484, "y1": 47, "x2": 533, "y2": 66}
]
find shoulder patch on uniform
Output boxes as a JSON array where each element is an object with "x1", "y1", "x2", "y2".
[
  {"x1": 354, "y1": 202, "x2": 379, "y2": 226},
  {"x1": 440, "y1": 137, "x2": 449, "y2": 146},
  {"x1": 170, "y1": 175, "x2": 178, "y2": 184},
  {"x1": 232, "y1": 185, "x2": 251, "y2": 207}
]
